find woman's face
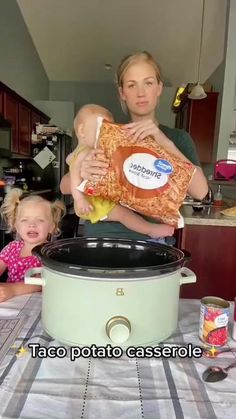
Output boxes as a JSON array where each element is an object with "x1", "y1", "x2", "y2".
[{"x1": 119, "y1": 60, "x2": 163, "y2": 121}]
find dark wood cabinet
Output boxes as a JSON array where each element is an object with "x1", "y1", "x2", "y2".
[
  {"x1": 31, "y1": 111, "x2": 41, "y2": 133},
  {"x1": 0, "y1": 81, "x2": 50, "y2": 157},
  {"x1": 180, "y1": 224, "x2": 236, "y2": 301},
  {"x1": 18, "y1": 103, "x2": 31, "y2": 155},
  {"x1": 175, "y1": 92, "x2": 219, "y2": 163},
  {"x1": 4, "y1": 92, "x2": 19, "y2": 153},
  {"x1": 0, "y1": 90, "x2": 3, "y2": 115},
  {"x1": 40, "y1": 116, "x2": 49, "y2": 125}
]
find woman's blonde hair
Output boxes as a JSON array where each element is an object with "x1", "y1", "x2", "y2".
[
  {"x1": 115, "y1": 51, "x2": 162, "y2": 114},
  {"x1": 0, "y1": 188, "x2": 66, "y2": 235}
]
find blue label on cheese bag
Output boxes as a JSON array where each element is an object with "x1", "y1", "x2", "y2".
[{"x1": 154, "y1": 159, "x2": 173, "y2": 174}]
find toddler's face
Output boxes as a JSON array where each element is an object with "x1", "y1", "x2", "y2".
[{"x1": 15, "y1": 201, "x2": 55, "y2": 246}]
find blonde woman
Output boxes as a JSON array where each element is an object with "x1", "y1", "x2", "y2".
[
  {"x1": 60, "y1": 51, "x2": 208, "y2": 240},
  {"x1": 0, "y1": 188, "x2": 65, "y2": 302}
]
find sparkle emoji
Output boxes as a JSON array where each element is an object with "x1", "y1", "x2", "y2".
[
  {"x1": 203, "y1": 344, "x2": 217, "y2": 358},
  {"x1": 16, "y1": 345, "x2": 28, "y2": 358}
]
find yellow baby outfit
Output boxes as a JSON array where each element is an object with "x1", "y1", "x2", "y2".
[{"x1": 69, "y1": 145, "x2": 116, "y2": 223}]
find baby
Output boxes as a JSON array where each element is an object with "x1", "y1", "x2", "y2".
[{"x1": 67, "y1": 104, "x2": 174, "y2": 239}]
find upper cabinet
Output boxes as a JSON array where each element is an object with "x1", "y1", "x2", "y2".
[
  {"x1": 18, "y1": 103, "x2": 31, "y2": 155},
  {"x1": 4, "y1": 92, "x2": 19, "y2": 152},
  {"x1": 0, "y1": 81, "x2": 50, "y2": 157},
  {"x1": 0, "y1": 90, "x2": 4, "y2": 115},
  {"x1": 175, "y1": 92, "x2": 219, "y2": 163}
]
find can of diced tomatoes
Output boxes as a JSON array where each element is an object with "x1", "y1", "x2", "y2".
[{"x1": 199, "y1": 296, "x2": 230, "y2": 346}]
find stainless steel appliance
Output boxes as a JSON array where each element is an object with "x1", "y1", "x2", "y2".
[{"x1": 30, "y1": 133, "x2": 73, "y2": 205}]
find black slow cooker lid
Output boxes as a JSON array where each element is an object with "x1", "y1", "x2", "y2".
[{"x1": 33, "y1": 237, "x2": 189, "y2": 279}]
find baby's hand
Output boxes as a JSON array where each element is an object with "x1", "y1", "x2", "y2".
[{"x1": 149, "y1": 224, "x2": 175, "y2": 239}]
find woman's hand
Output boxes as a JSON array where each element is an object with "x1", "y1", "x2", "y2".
[
  {"x1": 121, "y1": 120, "x2": 170, "y2": 147},
  {"x1": 122, "y1": 120, "x2": 208, "y2": 200},
  {"x1": 80, "y1": 149, "x2": 109, "y2": 181}
]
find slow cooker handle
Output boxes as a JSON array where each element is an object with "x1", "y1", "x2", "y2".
[
  {"x1": 179, "y1": 267, "x2": 196, "y2": 285},
  {"x1": 24, "y1": 267, "x2": 45, "y2": 286},
  {"x1": 181, "y1": 249, "x2": 191, "y2": 262}
]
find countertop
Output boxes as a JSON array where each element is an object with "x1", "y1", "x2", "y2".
[{"x1": 181, "y1": 201, "x2": 236, "y2": 226}]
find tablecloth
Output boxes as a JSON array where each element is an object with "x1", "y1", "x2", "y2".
[{"x1": 0, "y1": 294, "x2": 236, "y2": 419}]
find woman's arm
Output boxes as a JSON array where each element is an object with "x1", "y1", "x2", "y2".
[
  {"x1": 60, "y1": 172, "x2": 71, "y2": 194},
  {"x1": 0, "y1": 282, "x2": 42, "y2": 303},
  {"x1": 162, "y1": 137, "x2": 208, "y2": 200}
]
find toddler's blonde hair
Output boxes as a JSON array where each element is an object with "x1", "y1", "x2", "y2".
[{"x1": 0, "y1": 188, "x2": 66, "y2": 235}]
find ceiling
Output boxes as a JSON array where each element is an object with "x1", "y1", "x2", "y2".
[{"x1": 17, "y1": 0, "x2": 227, "y2": 85}]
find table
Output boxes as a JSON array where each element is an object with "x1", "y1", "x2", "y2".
[{"x1": 0, "y1": 294, "x2": 236, "y2": 419}]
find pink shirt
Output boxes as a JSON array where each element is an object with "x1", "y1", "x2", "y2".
[{"x1": 0, "y1": 240, "x2": 42, "y2": 283}]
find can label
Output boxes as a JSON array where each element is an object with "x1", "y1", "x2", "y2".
[{"x1": 199, "y1": 297, "x2": 230, "y2": 346}]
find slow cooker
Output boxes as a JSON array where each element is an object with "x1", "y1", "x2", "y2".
[{"x1": 25, "y1": 238, "x2": 196, "y2": 347}]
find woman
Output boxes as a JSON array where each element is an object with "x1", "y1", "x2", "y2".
[{"x1": 60, "y1": 51, "x2": 208, "y2": 239}]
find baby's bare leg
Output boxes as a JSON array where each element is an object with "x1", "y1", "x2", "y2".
[
  {"x1": 74, "y1": 189, "x2": 93, "y2": 215},
  {"x1": 107, "y1": 205, "x2": 174, "y2": 238}
]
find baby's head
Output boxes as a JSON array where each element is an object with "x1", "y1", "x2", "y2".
[
  {"x1": 1, "y1": 188, "x2": 66, "y2": 245},
  {"x1": 74, "y1": 104, "x2": 114, "y2": 147}
]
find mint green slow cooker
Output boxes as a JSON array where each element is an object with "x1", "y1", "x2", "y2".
[{"x1": 25, "y1": 238, "x2": 196, "y2": 347}]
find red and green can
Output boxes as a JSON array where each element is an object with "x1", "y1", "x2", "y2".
[{"x1": 199, "y1": 296, "x2": 230, "y2": 346}]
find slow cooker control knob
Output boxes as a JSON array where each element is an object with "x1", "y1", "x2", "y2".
[{"x1": 106, "y1": 316, "x2": 131, "y2": 344}]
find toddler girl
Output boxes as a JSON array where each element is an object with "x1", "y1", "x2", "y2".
[{"x1": 0, "y1": 188, "x2": 66, "y2": 302}]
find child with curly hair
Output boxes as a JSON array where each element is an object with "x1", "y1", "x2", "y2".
[{"x1": 0, "y1": 188, "x2": 66, "y2": 302}]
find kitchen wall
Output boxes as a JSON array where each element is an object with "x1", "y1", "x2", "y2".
[
  {"x1": 0, "y1": 0, "x2": 49, "y2": 101},
  {"x1": 33, "y1": 100, "x2": 77, "y2": 149},
  {"x1": 49, "y1": 81, "x2": 128, "y2": 123},
  {"x1": 33, "y1": 100, "x2": 75, "y2": 132},
  {"x1": 49, "y1": 81, "x2": 176, "y2": 127}
]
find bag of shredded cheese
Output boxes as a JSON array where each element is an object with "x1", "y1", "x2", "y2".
[{"x1": 80, "y1": 119, "x2": 195, "y2": 226}]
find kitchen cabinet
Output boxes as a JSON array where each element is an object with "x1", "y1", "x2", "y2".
[
  {"x1": 0, "y1": 81, "x2": 50, "y2": 157},
  {"x1": 175, "y1": 92, "x2": 219, "y2": 163},
  {"x1": 0, "y1": 91, "x2": 3, "y2": 115},
  {"x1": 180, "y1": 224, "x2": 236, "y2": 301},
  {"x1": 31, "y1": 111, "x2": 41, "y2": 133},
  {"x1": 3, "y1": 92, "x2": 19, "y2": 152},
  {"x1": 40, "y1": 116, "x2": 50, "y2": 125},
  {"x1": 18, "y1": 103, "x2": 31, "y2": 155}
]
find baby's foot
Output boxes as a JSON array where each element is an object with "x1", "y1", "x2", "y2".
[{"x1": 76, "y1": 201, "x2": 93, "y2": 215}]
